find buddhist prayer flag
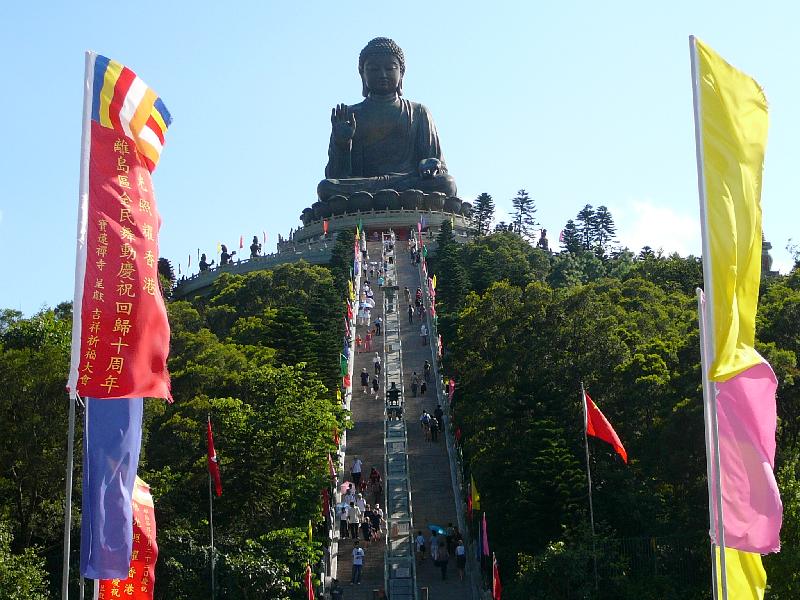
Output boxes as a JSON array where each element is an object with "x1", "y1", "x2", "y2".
[
  {"x1": 584, "y1": 391, "x2": 627, "y2": 463},
  {"x1": 97, "y1": 477, "x2": 158, "y2": 599},
  {"x1": 481, "y1": 512, "x2": 490, "y2": 556},
  {"x1": 492, "y1": 553, "x2": 503, "y2": 600},
  {"x1": 691, "y1": 36, "x2": 782, "y2": 596},
  {"x1": 694, "y1": 38, "x2": 768, "y2": 383},
  {"x1": 307, "y1": 519, "x2": 313, "y2": 543},
  {"x1": 239, "y1": 235, "x2": 244, "y2": 249},
  {"x1": 207, "y1": 417, "x2": 222, "y2": 497},
  {"x1": 471, "y1": 474, "x2": 481, "y2": 511},
  {"x1": 81, "y1": 398, "x2": 143, "y2": 579},
  {"x1": 323, "y1": 219, "x2": 329, "y2": 234},
  {"x1": 715, "y1": 547, "x2": 766, "y2": 600},
  {"x1": 68, "y1": 52, "x2": 172, "y2": 401},
  {"x1": 713, "y1": 362, "x2": 782, "y2": 553},
  {"x1": 305, "y1": 564, "x2": 315, "y2": 600}
]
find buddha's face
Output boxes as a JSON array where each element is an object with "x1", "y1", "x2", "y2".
[{"x1": 362, "y1": 54, "x2": 402, "y2": 96}]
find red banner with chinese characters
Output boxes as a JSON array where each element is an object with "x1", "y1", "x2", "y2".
[
  {"x1": 98, "y1": 477, "x2": 158, "y2": 599},
  {"x1": 76, "y1": 122, "x2": 170, "y2": 399}
]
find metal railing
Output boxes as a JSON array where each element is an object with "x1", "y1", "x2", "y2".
[{"x1": 381, "y1": 233, "x2": 418, "y2": 600}]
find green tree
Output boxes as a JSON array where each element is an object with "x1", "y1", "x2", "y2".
[
  {"x1": 472, "y1": 192, "x2": 495, "y2": 236},
  {"x1": 0, "y1": 519, "x2": 50, "y2": 599},
  {"x1": 560, "y1": 220, "x2": 582, "y2": 254},
  {"x1": 592, "y1": 205, "x2": 617, "y2": 258},
  {"x1": 511, "y1": 189, "x2": 537, "y2": 241},
  {"x1": 575, "y1": 204, "x2": 596, "y2": 250}
]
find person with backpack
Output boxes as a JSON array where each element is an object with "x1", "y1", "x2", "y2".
[
  {"x1": 429, "y1": 417, "x2": 439, "y2": 442},
  {"x1": 374, "y1": 353, "x2": 382, "y2": 375},
  {"x1": 411, "y1": 372, "x2": 420, "y2": 397}
]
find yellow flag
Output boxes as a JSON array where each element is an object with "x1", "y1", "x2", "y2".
[
  {"x1": 308, "y1": 519, "x2": 313, "y2": 543},
  {"x1": 471, "y1": 474, "x2": 481, "y2": 511},
  {"x1": 432, "y1": 274, "x2": 437, "y2": 290},
  {"x1": 715, "y1": 547, "x2": 766, "y2": 599},
  {"x1": 694, "y1": 38, "x2": 768, "y2": 382}
]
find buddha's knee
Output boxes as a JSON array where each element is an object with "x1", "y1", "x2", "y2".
[{"x1": 317, "y1": 178, "x2": 339, "y2": 200}]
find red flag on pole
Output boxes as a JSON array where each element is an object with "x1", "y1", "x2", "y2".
[
  {"x1": 305, "y1": 564, "x2": 315, "y2": 599},
  {"x1": 239, "y1": 235, "x2": 244, "y2": 249},
  {"x1": 492, "y1": 553, "x2": 503, "y2": 600},
  {"x1": 584, "y1": 391, "x2": 628, "y2": 463},
  {"x1": 323, "y1": 219, "x2": 329, "y2": 235},
  {"x1": 207, "y1": 417, "x2": 222, "y2": 496}
]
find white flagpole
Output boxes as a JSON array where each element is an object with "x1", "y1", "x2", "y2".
[
  {"x1": 690, "y1": 35, "x2": 728, "y2": 600},
  {"x1": 581, "y1": 382, "x2": 599, "y2": 592},
  {"x1": 63, "y1": 51, "x2": 95, "y2": 599},
  {"x1": 209, "y1": 472, "x2": 216, "y2": 600}
]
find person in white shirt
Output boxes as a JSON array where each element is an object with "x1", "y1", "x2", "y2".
[
  {"x1": 420, "y1": 323, "x2": 428, "y2": 345},
  {"x1": 351, "y1": 457, "x2": 363, "y2": 486},
  {"x1": 356, "y1": 493, "x2": 366, "y2": 513},
  {"x1": 415, "y1": 531, "x2": 426, "y2": 563},
  {"x1": 351, "y1": 540, "x2": 365, "y2": 584},
  {"x1": 455, "y1": 538, "x2": 466, "y2": 581},
  {"x1": 347, "y1": 502, "x2": 362, "y2": 540}
]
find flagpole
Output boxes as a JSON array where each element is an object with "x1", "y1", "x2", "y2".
[
  {"x1": 697, "y1": 290, "x2": 721, "y2": 600},
  {"x1": 580, "y1": 382, "x2": 598, "y2": 593},
  {"x1": 209, "y1": 472, "x2": 216, "y2": 600},
  {"x1": 63, "y1": 50, "x2": 96, "y2": 600},
  {"x1": 61, "y1": 395, "x2": 78, "y2": 600},
  {"x1": 690, "y1": 35, "x2": 728, "y2": 600}
]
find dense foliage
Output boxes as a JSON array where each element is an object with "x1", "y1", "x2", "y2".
[
  {"x1": 429, "y1": 231, "x2": 800, "y2": 599},
  {"x1": 0, "y1": 262, "x2": 347, "y2": 598}
]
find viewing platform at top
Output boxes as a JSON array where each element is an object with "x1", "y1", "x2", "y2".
[{"x1": 172, "y1": 206, "x2": 472, "y2": 299}]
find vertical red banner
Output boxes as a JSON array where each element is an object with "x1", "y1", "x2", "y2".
[
  {"x1": 98, "y1": 478, "x2": 158, "y2": 599},
  {"x1": 76, "y1": 122, "x2": 171, "y2": 399}
]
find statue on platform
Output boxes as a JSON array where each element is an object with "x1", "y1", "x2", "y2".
[
  {"x1": 536, "y1": 229, "x2": 550, "y2": 252},
  {"x1": 317, "y1": 37, "x2": 457, "y2": 201}
]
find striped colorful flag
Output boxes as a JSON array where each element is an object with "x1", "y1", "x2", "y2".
[
  {"x1": 71, "y1": 53, "x2": 173, "y2": 580},
  {"x1": 91, "y1": 54, "x2": 171, "y2": 172}
]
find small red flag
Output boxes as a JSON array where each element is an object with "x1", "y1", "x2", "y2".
[
  {"x1": 584, "y1": 391, "x2": 628, "y2": 463},
  {"x1": 466, "y1": 483, "x2": 473, "y2": 520},
  {"x1": 492, "y1": 553, "x2": 502, "y2": 600},
  {"x1": 323, "y1": 219, "x2": 329, "y2": 235},
  {"x1": 305, "y1": 564, "x2": 315, "y2": 599},
  {"x1": 207, "y1": 417, "x2": 222, "y2": 497},
  {"x1": 239, "y1": 235, "x2": 244, "y2": 249}
]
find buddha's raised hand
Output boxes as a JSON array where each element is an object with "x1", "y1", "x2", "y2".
[{"x1": 331, "y1": 104, "x2": 356, "y2": 144}]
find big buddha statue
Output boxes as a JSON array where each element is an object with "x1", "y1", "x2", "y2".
[{"x1": 316, "y1": 37, "x2": 457, "y2": 201}]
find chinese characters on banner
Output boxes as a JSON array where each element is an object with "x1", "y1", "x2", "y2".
[
  {"x1": 77, "y1": 121, "x2": 170, "y2": 399},
  {"x1": 98, "y1": 478, "x2": 158, "y2": 599}
]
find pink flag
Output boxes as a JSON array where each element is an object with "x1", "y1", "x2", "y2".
[
  {"x1": 448, "y1": 379, "x2": 455, "y2": 402},
  {"x1": 714, "y1": 361, "x2": 782, "y2": 553},
  {"x1": 482, "y1": 512, "x2": 490, "y2": 556},
  {"x1": 417, "y1": 222, "x2": 422, "y2": 235}
]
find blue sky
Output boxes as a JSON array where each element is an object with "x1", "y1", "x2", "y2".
[{"x1": 1, "y1": 1, "x2": 797, "y2": 314}]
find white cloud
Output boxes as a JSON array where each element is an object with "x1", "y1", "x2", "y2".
[{"x1": 616, "y1": 199, "x2": 700, "y2": 257}]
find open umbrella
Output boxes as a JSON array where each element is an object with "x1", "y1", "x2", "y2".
[{"x1": 427, "y1": 524, "x2": 446, "y2": 535}]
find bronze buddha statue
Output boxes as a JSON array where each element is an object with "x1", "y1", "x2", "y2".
[{"x1": 317, "y1": 37, "x2": 457, "y2": 201}]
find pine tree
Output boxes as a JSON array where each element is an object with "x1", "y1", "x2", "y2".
[
  {"x1": 592, "y1": 205, "x2": 617, "y2": 258},
  {"x1": 575, "y1": 204, "x2": 596, "y2": 250},
  {"x1": 436, "y1": 218, "x2": 456, "y2": 255},
  {"x1": 560, "y1": 220, "x2": 582, "y2": 253},
  {"x1": 511, "y1": 189, "x2": 537, "y2": 241},
  {"x1": 472, "y1": 193, "x2": 495, "y2": 236}
]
